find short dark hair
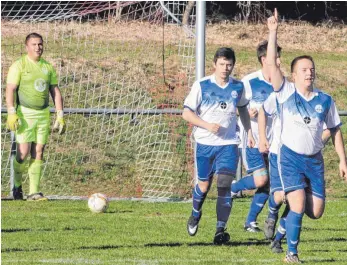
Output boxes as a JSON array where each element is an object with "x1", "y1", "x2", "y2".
[
  {"x1": 257, "y1": 40, "x2": 282, "y2": 65},
  {"x1": 290, "y1": 55, "x2": 315, "y2": 73},
  {"x1": 25, "y1": 33, "x2": 43, "y2": 44},
  {"x1": 213, "y1": 47, "x2": 236, "y2": 65}
]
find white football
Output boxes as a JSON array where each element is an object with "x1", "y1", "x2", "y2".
[{"x1": 88, "y1": 193, "x2": 108, "y2": 213}]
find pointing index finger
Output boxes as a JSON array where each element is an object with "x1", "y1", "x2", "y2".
[{"x1": 274, "y1": 8, "x2": 278, "y2": 20}]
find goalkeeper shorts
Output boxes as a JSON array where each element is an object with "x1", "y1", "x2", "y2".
[{"x1": 16, "y1": 105, "x2": 50, "y2": 145}]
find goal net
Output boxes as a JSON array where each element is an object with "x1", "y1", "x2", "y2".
[{"x1": 1, "y1": 1, "x2": 196, "y2": 199}]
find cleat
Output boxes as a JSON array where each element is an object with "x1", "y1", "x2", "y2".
[
  {"x1": 213, "y1": 228, "x2": 230, "y2": 245},
  {"x1": 270, "y1": 240, "x2": 283, "y2": 253},
  {"x1": 244, "y1": 222, "x2": 261, "y2": 232},
  {"x1": 26, "y1": 192, "x2": 48, "y2": 201},
  {"x1": 264, "y1": 218, "x2": 277, "y2": 239},
  {"x1": 12, "y1": 185, "x2": 24, "y2": 200},
  {"x1": 284, "y1": 251, "x2": 301, "y2": 263},
  {"x1": 187, "y1": 214, "x2": 201, "y2": 236}
]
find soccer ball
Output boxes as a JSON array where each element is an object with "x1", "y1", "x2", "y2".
[{"x1": 88, "y1": 193, "x2": 108, "y2": 213}]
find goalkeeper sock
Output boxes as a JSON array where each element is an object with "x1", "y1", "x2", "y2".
[
  {"x1": 192, "y1": 184, "x2": 208, "y2": 218},
  {"x1": 28, "y1": 159, "x2": 43, "y2": 194},
  {"x1": 13, "y1": 158, "x2": 26, "y2": 187},
  {"x1": 216, "y1": 187, "x2": 232, "y2": 229}
]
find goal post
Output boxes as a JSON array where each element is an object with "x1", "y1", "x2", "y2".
[{"x1": 1, "y1": 1, "x2": 204, "y2": 199}]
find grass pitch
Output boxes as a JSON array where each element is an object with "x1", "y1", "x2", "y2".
[{"x1": 2, "y1": 197, "x2": 347, "y2": 264}]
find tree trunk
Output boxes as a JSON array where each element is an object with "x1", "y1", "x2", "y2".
[{"x1": 182, "y1": 1, "x2": 195, "y2": 26}]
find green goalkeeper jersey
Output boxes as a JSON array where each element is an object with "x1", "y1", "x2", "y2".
[{"x1": 7, "y1": 55, "x2": 58, "y2": 110}]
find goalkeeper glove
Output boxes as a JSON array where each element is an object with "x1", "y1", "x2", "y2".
[
  {"x1": 53, "y1": 110, "x2": 66, "y2": 135},
  {"x1": 6, "y1": 107, "x2": 20, "y2": 131}
]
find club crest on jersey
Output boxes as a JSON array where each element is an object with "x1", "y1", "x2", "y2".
[
  {"x1": 34, "y1": 78, "x2": 46, "y2": 92},
  {"x1": 315, "y1": 104, "x2": 323, "y2": 113},
  {"x1": 231, "y1": 90, "x2": 238, "y2": 99},
  {"x1": 219, "y1": 101, "x2": 227, "y2": 109},
  {"x1": 303, "y1": 116, "x2": 311, "y2": 124}
]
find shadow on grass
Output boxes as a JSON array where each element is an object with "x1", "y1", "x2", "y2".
[
  {"x1": 2, "y1": 227, "x2": 93, "y2": 233},
  {"x1": 303, "y1": 227, "x2": 347, "y2": 232}
]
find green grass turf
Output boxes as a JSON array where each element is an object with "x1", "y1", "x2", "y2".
[{"x1": 2, "y1": 198, "x2": 347, "y2": 264}]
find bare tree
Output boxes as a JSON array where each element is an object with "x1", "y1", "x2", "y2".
[{"x1": 182, "y1": 1, "x2": 195, "y2": 26}]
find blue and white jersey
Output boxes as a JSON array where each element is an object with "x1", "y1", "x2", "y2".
[
  {"x1": 184, "y1": 75, "x2": 248, "y2": 146},
  {"x1": 276, "y1": 79, "x2": 341, "y2": 155},
  {"x1": 239, "y1": 70, "x2": 275, "y2": 148},
  {"x1": 263, "y1": 92, "x2": 281, "y2": 154}
]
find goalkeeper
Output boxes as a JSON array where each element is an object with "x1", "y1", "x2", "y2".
[{"x1": 5, "y1": 32, "x2": 66, "y2": 201}]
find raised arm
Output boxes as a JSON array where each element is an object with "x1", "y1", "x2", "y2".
[{"x1": 267, "y1": 8, "x2": 283, "y2": 91}]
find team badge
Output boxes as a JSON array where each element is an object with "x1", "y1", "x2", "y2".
[
  {"x1": 34, "y1": 78, "x2": 46, "y2": 92},
  {"x1": 303, "y1": 116, "x2": 311, "y2": 124},
  {"x1": 315, "y1": 104, "x2": 323, "y2": 113},
  {"x1": 231, "y1": 90, "x2": 238, "y2": 98},
  {"x1": 219, "y1": 101, "x2": 227, "y2": 109}
]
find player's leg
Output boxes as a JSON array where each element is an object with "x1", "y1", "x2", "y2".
[
  {"x1": 213, "y1": 144, "x2": 238, "y2": 245},
  {"x1": 187, "y1": 143, "x2": 214, "y2": 236},
  {"x1": 265, "y1": 153, "x2": 283, "y2": 239},
  {"x1": 243, "y1": 149, "x2": 269, "y2": 232},
  {"x1": 12, "y1": 143, "x2": 31, "y2": 200},
  {"x1": 27, "y1": 107, "x2": 50, "y2": 201},
  {"x1": 231, "y1": 147, "x2": 265, "y2": 194},
  {"x1": 304, "y1": 151, "x2": 325, "y2": 220},
  {"x1": 13, "y1": 106, "x2": 36, "y2": 199},
  {"x1": 271, "y1": 203, "x2": 289, "y2": 253},
  {"x1": 280, "y1": 145, "x2": 306, "y2": 263},
  {"x1": 285, "y1": 190, "x2": 305, "y2": 263}
]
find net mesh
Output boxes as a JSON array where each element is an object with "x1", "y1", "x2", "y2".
[{"x1": 1, "y1": 1, "x2": 196, "y2": 198}]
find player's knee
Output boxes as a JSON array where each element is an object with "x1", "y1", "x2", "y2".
[
  {"x1": 217, "y1": 174, "x2": 233, "y2": 188},
  {"x1": 197, "y1": 181, "x2": 210, "y2": 193},
  {"x1": 274, "y1": 191, "x2": 285, "y2": 204},
  {"x1": 254, "y1": 170, "x2": 268, "y2": 187}
]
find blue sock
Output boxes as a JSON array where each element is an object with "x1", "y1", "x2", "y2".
[
  {"x1": 231, "y1": 175, "x2": 256, "y2": 193},
  {"x1": 192, "y1": 184, "x2": 207, "y2": 218},
  {"x1": 286, "y1": 210, "x2": 304, "y2": 254},
  {"x1": 246, "y1": 186, "x2": 269, "y2": 225},
  {"x1": 216, "y1": 187, "x2": 232, "y2": 229},
  {"x1": 268, "y1": 193, "x2": 281, "y2": 221},
  {"x1": 275, "y1": 204, "x2": 290, "y2": 241}
]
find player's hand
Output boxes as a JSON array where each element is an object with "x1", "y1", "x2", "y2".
[
  {"x1": 248, "y1": 108, "x2": 258, "y2": 119},
  {"x1": 6, "y1": 108, "x2": 20, "y2": 131},
  {"x1": 258, "y1": 139, "x2": 270, "y2": 153},
  {"x1": 267, "y1": 8, "x2": 278, "y2": 31},
  {"x1": 207, "y1": 123, "x2": 221, "y2": 134},
  {"x1": 339, "y1": 161, "x2": 347, "y2": 181},
  {"x1": 53, "y1": 110, "x2": 66, "y2": 135},
  {"x1": 247, "y1": 133, "x2": 255, "y2": 148}
]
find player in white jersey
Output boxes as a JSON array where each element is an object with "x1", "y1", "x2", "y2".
[
  {"x1": 183, "y1": 47, "x2": 255, "y2": 244},
  {"x1": 267, "y1": 9, "x2": 347, "y2": 263},
  {"x1": 231, "y1": 41, "x2": 282, "y2": 233},
  {"x1": 258, "y1": 93, "x2": 332, "y2": 254}
]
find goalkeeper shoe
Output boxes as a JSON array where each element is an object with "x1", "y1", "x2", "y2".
[
  {"x1": 27, "y1": 192, "x2": 48, "y2": 201},
  {"x1": 187, "y1": 214, "x2": 201, "y2": 236},
  {"x1": 284, "y1": 252, "x2": 301, "y2": 263},
  {"x1": 270, "y1": 240, "x2": 283, "y2": 253},
  {"x1": 244, "y1": 222, "x2": 262, "y2": 232},
  {"x1": 264, "y1": 218, "x2": 277, "y2": 239},
  {"x1": 213, "y1": 228, "x2": 230, "y2": 245},
  {"x1": 12, "y1": 185, "x2": 23, "y2": 200}
]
